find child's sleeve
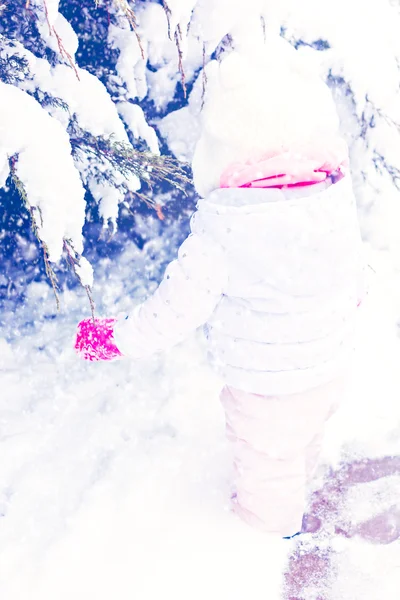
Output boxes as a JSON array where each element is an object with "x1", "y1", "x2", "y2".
[{"x1": 113, "y1": 233, "x2": 228, "y2": 359}]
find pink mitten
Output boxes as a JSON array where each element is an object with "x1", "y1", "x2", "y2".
[{"x1": 75, "y1": 317, "x2": 122, "y2": 362}]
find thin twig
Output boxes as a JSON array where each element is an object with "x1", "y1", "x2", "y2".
[
  {"x1": 63, "y1": 238, "x2": 78, "y2": 268},
  {"x1": 175, "y1": 25, "x2": 186, "y2": 98},
  {"x1": 260, "y1": 15, "x2": 266, "y2": 42},
  {"x1": 161, "y1": 0, "x2": 172, "y2": 40},
  {"x1": 365, "y1": 94, "x2": 400, "y2": 133},
  {"x1": 53, "y1": 27, "x2": 81, "y2": 80},
  {"x1": 125, "y1": 190, "x2": 163, "y2": 216},
  {"x1": 201, "y1": 42, "x2": 207, "y2": 109},
  {"x1": 42, "y1": 0, "x2": 52, "y2": 36},
  {"x1": 70, "y1": 132, "x2": 190, "y2": 202},
  {"x1": 43, "y1": 245, "x2": 61, "y2": 310},
  {"x1": 85, "y1": 285, "x2": 96, "y2": 322},
  {"x1": 10, "y1": 157, "x2": 60, "y2": 310},
  {"x1": 161, "y1": 1, "x2": 186, "y2": 97},
  {"x1": 43, "y1": 0, "x2": 80, "y2": 81},
  {"x1": 63, "y1": 239, "x2": 96, "y2": 319},
  {"x1": 113, "y1": 0, "x2": 144, "y2": 59},
  {"x1": 155, "y1": 203, "x2": 165, "y2": 221}
]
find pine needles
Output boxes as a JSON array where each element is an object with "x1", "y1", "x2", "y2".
[
  {"x1": 94, "y1": 0, "x2": 144, "y2": 58},
  {"x1": 9, "y1": 157, "x2": 99, "y2": 315},
  {"x1": 63, "y1": 239, "x2": 96, "y2": 320},
  {"x1": 9, "y1": 157, "x2": 61, "y2": 310},
  {"x1": 70, "y1": 131, "x2": 190, "y2": 210},
  {"x1": 42, "y1": 0, "x2": 80, "y2": 80},
  {"x1": 0, "y1": 37, "x2": 30, "y2": 85},
  {"x1": 162, "y1": 1, "x2": 187, "y2": 97},
  {"x1": 9, "y1": 134, "x2": 190, "y2": 311}
]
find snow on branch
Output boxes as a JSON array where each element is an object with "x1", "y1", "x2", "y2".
[
  {"x1": 271, "y1": 0, "x2": 400, "y2": 253},
  {"x1": 0, "y1": 42, "x2": 30, "y2": 84},
  {"x1": 0, "y1": 82, "x2": 86, "y2": 262},
  {"x1": 110, "y1": 0, "x2": 144, "y2": 58},
  {"x1": 0, "y1": 81, "x2": 88, "y2": 308},
  {"x1": 161, "y1": 0, "x2": 198, "y2": 97},
  {"x1": 2, "y1": 0, "x2": 400, "y2": 304},
  {"x1": 0, "y1": 3, "x2": 192, "y2": 308},
  {"x1": 9, "y1": 160, "x2": 61, "y2": 309},
  {"x1": 70, "y1": 129, "x2": 189, "y2": 223}
]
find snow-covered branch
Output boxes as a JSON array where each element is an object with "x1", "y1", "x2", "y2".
[
  {"x1": 0, "y1": 81, "x2": 86, "y2": 262},
  {"x1": 1, "y1": 0, "x2": 400, "y2": 304}
]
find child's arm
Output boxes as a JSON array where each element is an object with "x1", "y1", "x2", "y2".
[{"x1": 112, "y1": 232, "x2": 228, "y2": 359}]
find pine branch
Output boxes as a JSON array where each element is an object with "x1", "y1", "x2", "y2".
[
  {"x1": 95, "y1": 0, "x2": 144, "y2": 58},
  {"x1": 363, "y1": 95, "x2": 400, "y2": 188},
  {"x1": 63, "y1": 239, "x2": 96, "y2": 320},
  {"x1": 35, "y1": 90, "x2": 69, "y2": 111},
  {"x1": 174, "y1": 25, "x2": 187, "y2": 98},
  {"x1": 9, "y1": 157, "x2": 61, "y2": 310},
  {"x1": 9, "y1": 157, "x2": 99, "y2": 314},
  {"x1": 373, "y1": 152, "x2": 400, "y2": 190},
  {"x1": 201, "y1": 42, "x2": 207, "y2": 108},
  {"x1": 42, "y1": 0, "x2": 80, "y2": 81},
  {"x1": 162, "y1": 1, "x2": 187, "y2": 97},
  {"x1": 70, "y1": 131, "x2": 191, "y2": 210},
  {"x1": 0, "y1": 37, "x2": 30, "y2": 84}
]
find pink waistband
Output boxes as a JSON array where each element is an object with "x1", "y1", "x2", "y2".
[{"x1": 220, "y1": 141, "x2": 349, "y2": 189}]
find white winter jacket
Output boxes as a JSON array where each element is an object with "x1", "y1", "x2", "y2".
[{"x1": 114, "y1": 176, "x2": 363, "y2": 395}]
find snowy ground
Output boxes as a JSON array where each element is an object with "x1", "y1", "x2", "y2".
[{"x1": 1, "y1": 244, "x2": 400, "y2": 599}]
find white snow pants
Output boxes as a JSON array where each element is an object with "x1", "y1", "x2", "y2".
[{"x1": 220, "y1": 377, "x2": 347, "y2": 537}]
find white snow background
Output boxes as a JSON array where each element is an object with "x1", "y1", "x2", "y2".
[
  {"x1": 1, "y1": 238, "x2": 400, "y2": 600},
  {"x1": 1, "y1": 0, "x2": 400, "y2": 597}
]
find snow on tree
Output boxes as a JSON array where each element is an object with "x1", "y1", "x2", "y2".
[{"x1": 1, "y1": 0, "x2": 400, "y2": 308}]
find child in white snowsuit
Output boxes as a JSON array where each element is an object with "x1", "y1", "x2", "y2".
[
  {"x1": 76, "y1": 43, "x2": 363, "y2": 538},
  {"x1": 109, "y1": 173, "x2": 362, "y2": 537}
]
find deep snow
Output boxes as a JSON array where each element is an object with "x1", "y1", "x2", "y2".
[{"x1": 1, "y1": 240, "x2": 400, "y2": 599}]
